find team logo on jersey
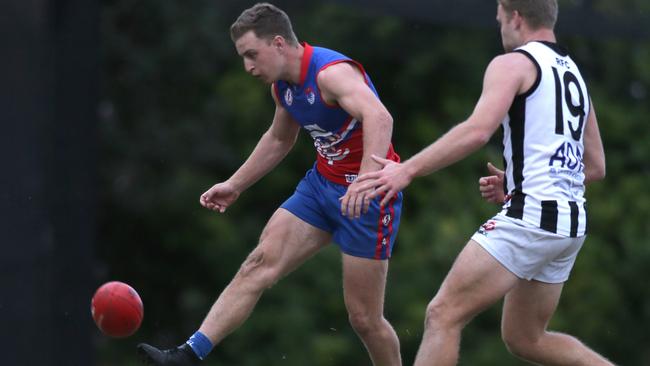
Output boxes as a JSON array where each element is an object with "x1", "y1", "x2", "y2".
[
  {"x1": 477, "y1": 220, "x2": 496, "y2": 236},
  {"x1": 284, "y1": 88, "x2": 293, "y2": 106},
  {"x1": 382, "y1": 214, "x2": 392, "y2": 227},
  {"x1": 381, "y1": 237, "x2": 388, "y2": 246},
  {"x1": 304, "y1": 122, "x2": 356, "y2": 165},
  {"x1": 305, "y1": 87, "x2": 316, "y2": 105}
]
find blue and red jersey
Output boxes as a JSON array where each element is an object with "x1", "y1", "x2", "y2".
[{"x1": 274, "y1": 43, "x2": 399, "y2": 186}]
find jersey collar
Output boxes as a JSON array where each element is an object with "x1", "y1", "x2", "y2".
[
  {"x1": 297, "y1": 42, "x2": 314, "y2": 86},
  {"x1": 535, "y1": 40, "x2": 569, "y2": 57}
]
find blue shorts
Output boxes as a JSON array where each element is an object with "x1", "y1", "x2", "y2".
[{"x1": 281, "y1": 167, "x2": 402, "y2": 260}]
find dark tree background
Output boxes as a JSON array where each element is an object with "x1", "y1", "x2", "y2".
[{"x1": 2, "y1": 0, "x2": 648, "y2": 365}]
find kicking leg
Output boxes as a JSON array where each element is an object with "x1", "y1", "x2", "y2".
[
  {"x1": 413, "y1": 240, "x2": 519, "y2": 366},
  {"x1": 138, "y1": 209, "x2": 331, "y2": 365},
  {"x1": 342, "y1": 254, "x2": 401, "y2": 366},
  {"x1": 501, "y1": 280, "x2": 615, "y2": 366},
  {"x1": 197, "y1": 208, "x2": 331, "y2": 343}
]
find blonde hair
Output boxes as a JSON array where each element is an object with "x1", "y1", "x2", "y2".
[{"x1": 498, "y1": 0, "x2": 558, "y2": 29}]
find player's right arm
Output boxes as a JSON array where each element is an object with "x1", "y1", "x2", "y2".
[
  {"x1": 356, "y1": 53, "x2": 532, "y2": 206},
  {"x1": 582, "y1": 99, "x2": 606, "y2": 184},
  {"x1": 200, "y1": 85, "x2": 301, "y2": 212}
]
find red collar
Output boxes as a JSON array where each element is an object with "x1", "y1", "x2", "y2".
[{"x1": 298, "y1": 42, "x2": 313, "y2": 86}]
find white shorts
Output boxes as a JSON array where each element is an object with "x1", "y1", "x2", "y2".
[{"x1": 471, "y1": 214, "x2": 585, "y2": 284}]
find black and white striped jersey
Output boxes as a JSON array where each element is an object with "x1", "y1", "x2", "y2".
[{"x1": 500, "y1": 41, "x2": 590, "y2": 237}]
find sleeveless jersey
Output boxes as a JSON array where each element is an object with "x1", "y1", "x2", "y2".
[
  {"x1": 501, "y1": 41, "x2": 590, "y2": 237},
  {"x1": 274, "y1": 43, "x2": 399, "y2": 186}
]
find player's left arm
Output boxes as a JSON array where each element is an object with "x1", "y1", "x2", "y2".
[
  {"x1": 318, "y1": 62, "x2": 394, "y2": 218},
  {"x1": 582, "y1": 99, "x2": 606, "y2": 184}
]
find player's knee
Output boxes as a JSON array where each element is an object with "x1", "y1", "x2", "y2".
[
  {"x1": 423, "y1": 298, "x2": 456, "y2": 330},
  {"x1": 348, "y1": 311, "x2": 380, "y2": 336},
  {"x1": 237, "y1": 250, "x2": 279, "y2": 288},
  {"x1": 502, "y1": 332, "x2": 539, "y2": 360}
]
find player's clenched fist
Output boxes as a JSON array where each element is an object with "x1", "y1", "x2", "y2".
[{"x1": 200, "y1": 181, "x2": 240, "y2": 213}]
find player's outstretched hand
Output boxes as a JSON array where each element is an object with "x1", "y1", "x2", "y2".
[
  {"x1": 354, "y1": 154, "x2": 413, "y2": 207},
  {"x1": 478, "y1": 162, "x2": 506, "y2": 204},
  {"x1": 200, "y1": 181, "x2": 240, "y2": 213}
]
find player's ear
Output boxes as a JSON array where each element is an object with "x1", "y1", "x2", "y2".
[
  {"x1": 272, "y1": 35, "x2": 284, "y2": 50},
  {"x1": 512, "y1": 10, "x2": 524, "y2": 29}
]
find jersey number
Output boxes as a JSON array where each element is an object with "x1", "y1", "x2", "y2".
[
  {"x1": 549, "y1": 67, "x2": 586, "y2": 171},
  {"x1": 552, "y1": 67, "x2": 586, "y2": 141}
]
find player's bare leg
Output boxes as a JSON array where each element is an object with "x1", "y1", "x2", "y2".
[
  {"x1": 197, "y1": 208, "x2": 330, "y2": 343},
  {"x1": 342, "y1": 254, "x2": 401, "y2": 366},
  {"x1": 413, "y1": 240, "x2": 518, "y2": 366},
  {"x1": 138, "y1": 209, "x2": 330, "y2": 365},
  {"x1": 501, "y1": 280, "x2": 615, "y2": 366}
]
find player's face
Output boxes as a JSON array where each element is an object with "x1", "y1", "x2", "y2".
[
  {"x1": 235, "y1": 31, "x2": 284, "y2": 84},
  {"x1": 497, "y1": 3, "x2": 519, "y2": 52}
]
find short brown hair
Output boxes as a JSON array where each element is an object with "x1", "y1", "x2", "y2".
[
  {"x1": 498, "y1": 0, "x2": 558, "y2": 29},
  {"x1": 230, "y1": 3, "x2": 299, "y2": 45}
]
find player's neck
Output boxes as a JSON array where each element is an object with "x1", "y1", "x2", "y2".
[
  {"x1": 522, "y1": 28, "x2": 556, "y2": 45},
  {"x1": 284, "y1": 43, "x2": 305, "y2": 85}
]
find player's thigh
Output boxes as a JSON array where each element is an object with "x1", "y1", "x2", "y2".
[
  {"x1": 341, "y1": 253, "x2": 389, "y2": 315},
  {"x1": 432, "y1": 240, "x2": 519, "y2": 324},
  {"x1": 250, "y1": 208, "x2": 331, "y2": 278},
  {"x1": 502, "y1": 279, "x2": 564, "y2": 341}
]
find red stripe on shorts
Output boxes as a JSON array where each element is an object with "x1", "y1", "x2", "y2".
[
  {"x1": 374, "y1": 196, "x2": 387, "y2": 260},
  {"x1": 385, "y1": 195, "x2": 396, "y2": 259}
]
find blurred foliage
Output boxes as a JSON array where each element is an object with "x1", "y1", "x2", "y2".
[{"x1": 97, "y1": 1, "x2": 649, "y2": 365}]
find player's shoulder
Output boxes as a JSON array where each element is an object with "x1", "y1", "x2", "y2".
[
  {"x1": 490, "y1": 52, "x2": 535, "y2": 71},
  {"x1": 316, "y1": 61, "x2": 363, "y2": 91},
  {"x1": 481, "y1": 52, "x2": 538, "y2": 95},
  {"x1": 317, "y1": 61, "x2": 357, "y2": 79},
  {"x1": 485, "y1": 52, "x2": 536, "y2": 80}
]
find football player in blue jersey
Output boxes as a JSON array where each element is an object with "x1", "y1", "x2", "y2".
[
  {"x1": 354, "y1": 0, "x2": 612, "y2": 365},
  {"x1": 138, "y1": 3, "x2": 404, "y2": 365}
]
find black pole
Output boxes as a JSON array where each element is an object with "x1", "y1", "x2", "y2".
[{"x1": 0, "y1": 1, "x2": 99, "y2": 365}]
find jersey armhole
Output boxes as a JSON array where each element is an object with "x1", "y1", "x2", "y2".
[
  {"x1": 317, "y1": 60, "x2": 370, "y2": 108},
  {"x1": 513, "y1": 49, "x2": 542, "y2": 99}
]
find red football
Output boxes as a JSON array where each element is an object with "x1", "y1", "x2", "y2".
[{"x1": 91, "y1": 281, "x2": 144, "y2": 338}]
